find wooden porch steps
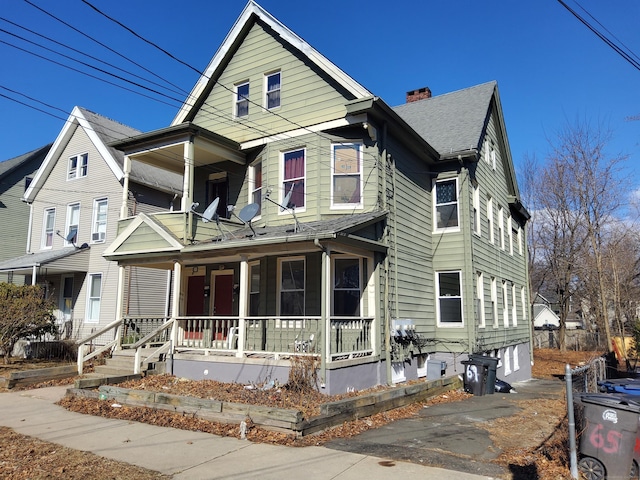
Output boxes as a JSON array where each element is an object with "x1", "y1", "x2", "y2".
[{"x1": 93, "y1": 348, "x2": 163, "y2": 377}]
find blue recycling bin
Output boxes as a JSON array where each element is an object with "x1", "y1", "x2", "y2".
[{"x1": 598, "y1": 379, "x2": 640, "y2": 396}]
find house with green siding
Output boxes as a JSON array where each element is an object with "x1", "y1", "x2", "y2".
[
  {"x1": 0, "y1": 106, "x2": 182, "y2": 343},
  {"x1": 99, "y1": 1, "x2": 532, "y2": 393},
  {"x1": 0, "y1": 145, "x2": 51, "y2": 284}
]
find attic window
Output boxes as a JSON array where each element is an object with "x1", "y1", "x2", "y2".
[
  {"x1": 68, "y1": 153, "x2": 88, "y2": 180},
  {"x1": 265, "y1": 71, "x2": 281, "y2": 109},
  {"x1": 235, "y1": 81, "x2": 249, "y2": 117}
]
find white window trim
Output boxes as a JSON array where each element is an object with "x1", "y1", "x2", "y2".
[
  {"x1": 477, "y1": 272, "x2": 485, "y2": 328},
  {"x1": 280, "y1": 147, "x2": 306, "y2": 214},
  {"x1": 330, "y1": 143, "x2": 363, "y2": 210},
  {"x1": 331, "y1": 255, "x2": 362, "y2": 316},
  {"x1": 68, "y1": 153, "x2": 88, "y2": 180},
  {"x1": 511, "y1": 283, "x2": 517, "y2": 326},
  {"x1": 491, "y1": 143, "x2": 497, "y2": 171},
  {"x1": 487, "y1": 196, "x2": 494, "y2": 244},
  {"x1": 473, "y1": 184, "x2": 480, "y2": 236},
  {"x1": 234, "y1": 81, "x2": 249, "y2": 118},
  {"x1": 433, "y1": 177, "x2": 460, "y2": 233},
  {"x1": 42, "y1": 207, "x2": 56, "y2": 249},
  {"x1": 277, "y1": 256, "x2": 305, "y2": 327},
  {"x1": 521, "y1": 286, "x2": 527, "y2": 323},
  {"x1": 264, "y1": 70, "x2": 281, "y2": 110},
  {"x1": 65, "y1": 202, "x2": 80, "y2": 247},
  {"x1": 502, "y1": 280, "x2": 509, "y2": 327},
  {"x1": 508, "y1": 215, "x2": 513, "y2": 255},
  {"x1": 85, "y1": 272, "x2": 102, "y2": 323},
  {"x1": 518, "y1": 225, "x2": 523, "y2": 255},
  {"x1": 491, "y1": 277, "x2": 498, "y2": 328},
  {"x1": 498, "y1": 206, "x2": 504, "y2": 250},
  {"x1": 248, "y1": 160, "x2": 262, "y2": 220},
  {"x1": 513, "y1": 345, "x2": 520, "y2": 372},
  {"x1": 91, "y1": 198, "x2": 108, "y2": 244},
  {"x1": 436, "y1": 270, "x2": 464, "y2": 328}
]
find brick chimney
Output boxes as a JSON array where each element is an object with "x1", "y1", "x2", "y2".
[{"x1": 406, "y1": 87, "x2": 432, "y2": 103}]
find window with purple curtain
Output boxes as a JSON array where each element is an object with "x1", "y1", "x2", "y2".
[{"x1": 283, "y1": 149, "x2": 305, "y2": 208}]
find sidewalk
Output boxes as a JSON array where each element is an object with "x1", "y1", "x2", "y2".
[{"x1": 0, "y1": 386, "x2": 493, "y2": 480}]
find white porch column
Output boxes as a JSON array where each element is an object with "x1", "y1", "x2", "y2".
[
  {"x1": 31, "y1": 265, "x2": 37, "y2": 286},
  {"x1": 181, "y1": 139, "x2": 195, "y2": 241},
  {"x1": 170, "y1": 261, "x2": 183, "y2": 349},
  {"x1": 237, "y1": 256, "x2": 248, "y2": 358},
  {"x1": 114, "y1": 265, "x2": 126, "y2": 350},
  {"x1": 321, "y1": 246, "x2": 331, "y2": 385},
  {"x1": 120, "y1": 155, "x2": 131, "y2": 219}
]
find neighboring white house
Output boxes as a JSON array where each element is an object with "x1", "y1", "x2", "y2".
[{"x1": 533, "y1": 304, "x2": 560, "y2": 329}]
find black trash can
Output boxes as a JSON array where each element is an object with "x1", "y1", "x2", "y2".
[
  {"x1": 462, "y1": 360, "x2": 488, "y2": 396},
  {"x1": 575, "y1": 393, "x2": 640, "y2": 480},
  {"x1": 469, "y1": 354, "x2": 499, "y2": 395}
]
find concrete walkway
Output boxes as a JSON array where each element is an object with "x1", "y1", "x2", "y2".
[{"x1": 0, "y1": 386, "x2": 494, "y2": 480}]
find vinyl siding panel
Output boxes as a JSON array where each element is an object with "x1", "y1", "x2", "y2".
[{"x1": 192, "y1": 21, "x2": 351, "y2": 143}]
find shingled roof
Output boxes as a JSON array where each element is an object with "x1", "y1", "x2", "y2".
[{"x1": 392, "y1": 81, "x2": 496, "y2": 157}]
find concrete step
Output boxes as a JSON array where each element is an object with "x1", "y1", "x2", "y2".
[{"x1": 94, "y1": 365, "x2": 135, "y2": 376}]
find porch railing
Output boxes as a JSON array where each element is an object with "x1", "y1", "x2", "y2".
[
  {"x1": 171, "y1": 315, "x2": 374, "y2": 360},
  {"x1": 121, "y1": 316, "x2": 171, "y2": 347}
]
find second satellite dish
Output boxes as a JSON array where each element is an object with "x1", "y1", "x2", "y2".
[
  {"x1": 238, "y1": 203, "x2": 260, "y2": 223},
  {"x1": 201, "y1": 198, "x2": 220, "y2": 223}
]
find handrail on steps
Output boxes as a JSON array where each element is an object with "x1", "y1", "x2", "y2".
[
  {"x1": 75, "y1": 318, "x2": 122, "y2": 375},
  {"x1": 130, "y1": 319, "x2": 175, "y2": 375}
]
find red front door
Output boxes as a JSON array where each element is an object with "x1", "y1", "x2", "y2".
[
  {"x1": 212, "y1": 273, "x2": 234, "y2": 340},
  {"x1": 185, "y1": 275, "x2": 205, "y2": 339}
]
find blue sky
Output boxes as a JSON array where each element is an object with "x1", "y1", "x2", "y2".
[{"x1": 1, "y1": 0, "x2": 638, "y2": 192}]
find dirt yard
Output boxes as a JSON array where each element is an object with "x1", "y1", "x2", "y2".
[{"x1": 0, "y1": 348, "x2": 605, "y2": 479}]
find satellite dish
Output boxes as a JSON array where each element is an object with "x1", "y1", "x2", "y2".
[
  {"x1": 281, "y1": 184, "x2": 294, "y2": 212},
  {"x1": 238, "y1": 203, "x2": 260, "y2": 223},
  {"x1": 201, "y1": 198, "x2": 219, "y2": 223},
  {"x1": 65, "y1": 229, "x2": 77, "y2": 244}
]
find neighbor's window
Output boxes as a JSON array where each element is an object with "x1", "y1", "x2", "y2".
[
  {"x1": 491, "y1": 277, "x2": 498, "y2": 327},
  {"x1": 65, "y1": 203, "x2": 80, "y2": 246},
  {"x1": 498, "y1": 206, "x2": 504, "y2": 250},
  {"x1": 250, "y1": 161, "x2": 262, "y2": 215},
  {"x1": 332, "y1": 144, "x2": 362, "y2": 207},
  {"x1": 435, "y1": 178, "x2": 459, "y2": 230},
  {"x1": 511, "y1": 283, "x2": 518, "y2": 326},
  {"x1": 86, "y1": 273, "x2": 102, "y2": 322},
  {"x1": 437, "y1": 271, "x2": 463, "y2": 325},
  {"x1": 279, "y1": 258, "x2": 305, "y2": 317},
  {"x1": 502, "y1": 280, "x2": 509, "y2": 327},
  {"x1": 265, "y1": 71, "x2": 281, "y2": 109},
  {"x1": 282, "y1": 148, "x2": 305, "y2": 210},
  {"x1": 68, "y1": 153, "x2": 88, "y2": 180},
  {"x1": 235, "y1": 81, "x2": 249, "y2": 117},
  {"x1": 91, "y1": 198, "x2": 108, "y2": 243},
  {"x1": 487, "y1": 195, "x2": 494, "y2": 244},
  {"x1": 333, "y1": 257, "x2": 361, "y2": 316},
  {"x1": 42, "y1": 208, "x2": 56, "y2": 248}
]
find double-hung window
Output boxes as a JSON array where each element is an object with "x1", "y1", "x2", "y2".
[
  {"x1": 498, "y1": 206, "x2": 504, "y2": 250},
  {"x1": 502, "y1": 280, "x2": 509, "y2": 327},
  {"x1": 91, "y1": 198, "x2": 107, "y2": 243},
  {"x1": 86, "y1": 273, "x2": 102, "y2": 323},
  {"x1": 437, "y1": 271, "x2": 463, "y2": 325},
  {"x1": 265, "y1": 71, "x2": 281, "y2": 109},
  {"x1": 435, "y1": 179, "x2": 459, "y2": 230},
  {"x1": 279, "y1": 258, "x2": 305, "y2": 318},
  {"x1": 477, "y1": 272, "x2": 485, "y2": 328},
  {"x1": 235, "y1": 81, "x2": 249, "y2": 117},
  {"x1": 511, "y1": 283, "x2": 518, "y2": 326},
  {"x1": 249, "y1": 161, "x2": 262, "y2": 216},
  {"x1": 487, "y1": 195, "x2": 494, "y2": 244},
  {"x1": 473, "y1": 184, "x2": 480, "y2": 236},
  {"x1": 42, "y1": 208, "x2": 55, "y2": 248},
  {"x1": 491, "y1": 277, "x2": 498, "y2": 327},
  {"x1": 68, "y1": 153, "x2": 88, "y2": 180},
  {"x1": 333, "y1": 258, "x2": 361, "y2": 316},
  {"x1": 282, "y1": 148, "x2": 305, "y2": 210},
  {"x1": 65, "y1": 203, "x2": 80, "y2": 246},
  {"x1": 331, "y1": 144, "x2": 362, "y2": 208}
]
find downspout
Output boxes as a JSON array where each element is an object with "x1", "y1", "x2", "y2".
[
  {"x1": 382, "y1": 121, "x2": 392, "y2": 386},
  {"x1": 314, "y1": 239, "x2": 328, "y2": 388}
]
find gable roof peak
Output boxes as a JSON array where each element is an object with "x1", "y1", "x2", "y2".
[{"x1": 172, "y1": 1, "x2": 371, "y2": 125}]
